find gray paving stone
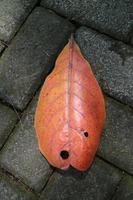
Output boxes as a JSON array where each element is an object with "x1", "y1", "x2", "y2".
[
  {"x1": 112, "y1": 175, "x2": 133, "y2": 200},
  {"x1": 98, "y1": 97, "x2": 133, "y2": 174},
  {"x1": 41, "y1": 0, "x2": 133, "y2": 44},
  {"x1": 0, "y1": 0, "x2": 38, "y2": 42},
  {"x1": 75, "y1": 27, "x2": 133, "y2": 107},
  {"x1": 0, "y1": 103, "x2": 17, "y2": 149},
  {"x1": 0, "y1": 171, "x2": 36, "y2": 200},
  {"x1": 40, "y1": 158, "x2": 122, "y2": 200},
  {"x1": 0, "y1": 94, "x2": 53, "y2": 192},
  {"x1": 0, "y1": 7, "x2": 74, "y2": 111}
]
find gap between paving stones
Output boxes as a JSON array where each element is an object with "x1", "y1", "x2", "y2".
[
  {"x1": 0, "y1": 167, "x2": 39, "y2": 198},
  {"x1": 0, "y1": 91, "x2": 54, "y2": 192},
  {"x1": 0, "y1": 0, "x2": 40, "y2": 43},
  {"x1": 40, "y1": 156, "x2": 124, "y2": 200},
  {"x1": 6, "y1": 0, "x2": 40, "y2": 45},
  {"x1": 0, "y1": 40, "x2": 8, "y2": 47},
  {"x1": 0, "y1": 169, "x2": 38, "y2": 200},
  {"x1": 40, "y1": 4, "x2": 133, "y2": 49},
  {"x1": 39, "y1": 169, "x2": 55, "y2": 194},
  {"x1": 0, "y1": 2, "x2": 39, "y2": 58},
  {"x1": 97, "y1": 155, "x2": 133, "y2": 181},
  {"x1": 0, "y1": 2, "x2": 42, "y2": 101},
  {"x1": 98, "y1": 97, "x2": 133, "y2": 174},
  {"x1": 0, "y1": 102, "x2": 18, "y2": 149},
  {"x1": 112, "y1": 174, "x2": 133, "y2": 200},
  {"x1": 104, "y1": 92, "x2": 133, "y2": 114},
  {"x1": 42, "y1": 153, "x2": 133, "y2": 198},
  {"x1": 6, "y1": 5, "x2": 73, "y2": 48},
  {"x1": 0, "y1": 84, "x2": 41, "y2": 152},
  {"x1": 110, "y1": 175, "x2": 125, "y2": 200},
  {"x1": 0, "y1": 88, "x2": 43, "y2": 185},
  {"x1": 0, "y1": 160, "x2": 54, "y2": 198},
  {"x1": 0, "y1": 153, "x2": 129, "y2": 200},
  {"x1": 0, "y1": 0, "x2": 40, "y2": 62},
  {"x1": 0, "y1": 167, "x2": 37, "y2": 195},
  {"x1": 40, "y1": 157, "x2": 122, "y2": 200},
  {"x1": 0, "y1": 117, "x2": 19, "y2": 152},
  {"x1": 41, "y1": 0, "x2": 133, "y2": 45},
  {"x1": 40, "y1": 160, "x2": 133, "y2": 200},
  {"x1": 0, "y1": 42, "x2": 5, "y2": 57},
  {"x1": 0, "y1": 155, "x2": 125, "y2": 198},
  {"x1": 0, "y1": 104, "x2": 40, "y2": 196}
]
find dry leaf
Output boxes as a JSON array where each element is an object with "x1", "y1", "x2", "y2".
[{"x1": 34, "y1": 36, "x2": 106, "y2": 171}]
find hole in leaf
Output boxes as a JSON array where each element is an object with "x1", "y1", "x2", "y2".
[
  {"x1": 84, "y1": 131, "x2": 89, "y2": 137},
  {"x1": 60, "y1": 150, "x2": 69, "y2": 159}
]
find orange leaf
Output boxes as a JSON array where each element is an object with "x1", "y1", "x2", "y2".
[{"x1": 34, "y1": 36, "x2": 106, "y2": 171}]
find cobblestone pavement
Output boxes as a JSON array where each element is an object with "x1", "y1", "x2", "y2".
[{"x1": 0, "y1": 0, "x2": 133, "y2": 199}]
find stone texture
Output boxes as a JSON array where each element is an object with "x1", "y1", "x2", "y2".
[
  {"x1": 112, "y1": 175, "x2": 133, "y2": 200},
  {"x1": 40, "y1": 158, "x2": 121, "y2": 200},
  {"x1": 0, "y1": 94, "x2": 53, "y2": 192},
  {"x1": 75, "y1": 27, "x2": 133, "y2": 107},
  {"x1": 41, "y1": 0, "x2": 133, "y2": 44},
  {"x1": 0, "y1": 7, "x2": 74, "y2": 111},
  {"x1": 0, "y1": 103, "x2": 17, "y2": 149},
  {"x1": 0, "y1": 171, "x2": 36, "y2": 200},
  {"x1": 0, "y1": 0, "x2": 38, "y2": 42},
  {"x1": 98, "y1": 97, "x2": 133, "y2": 174}
]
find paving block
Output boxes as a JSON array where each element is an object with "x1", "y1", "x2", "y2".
[
  {"x1": 0, "y1": 171, "x2": 36, "y2": 200},
  {"x1": 41, "y1": 0, "x2": 133, "y2": 44},
  {"x1": 0, "y1": 7, "x2": 74, "y2": 111},
  {"x1": 112, "y1": 175, "x2": 133, "y2": 200},
  {"x1": 40, "y1": 158, "x2": 121, "y2": 200},
  {"x1": 0, "y1": 94, "x2": 53, "y2": 192},
  {"x1": 0, "y1": 0, "x2": 38, "y2": 42},
  {"x1": 0, "y1": 103, "x2": 17, "y2": 149},
  {"x1": 98, "y1": 97, "x2": 133, "y2": 174},
  {"x1": 75, "y1": 27, "x2": 133, "y2": 107}
]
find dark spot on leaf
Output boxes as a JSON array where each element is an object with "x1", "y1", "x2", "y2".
[
  {"x1": 60, "y1": 150, "x2": 69, "y2": 159},
  {"x1": 84, "y1": 131, "x2": 89, "y2": 137}
]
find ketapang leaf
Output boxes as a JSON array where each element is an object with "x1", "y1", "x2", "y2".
[{"x1": 34, "y1": 36, "x2": 106, "y2": 171}]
